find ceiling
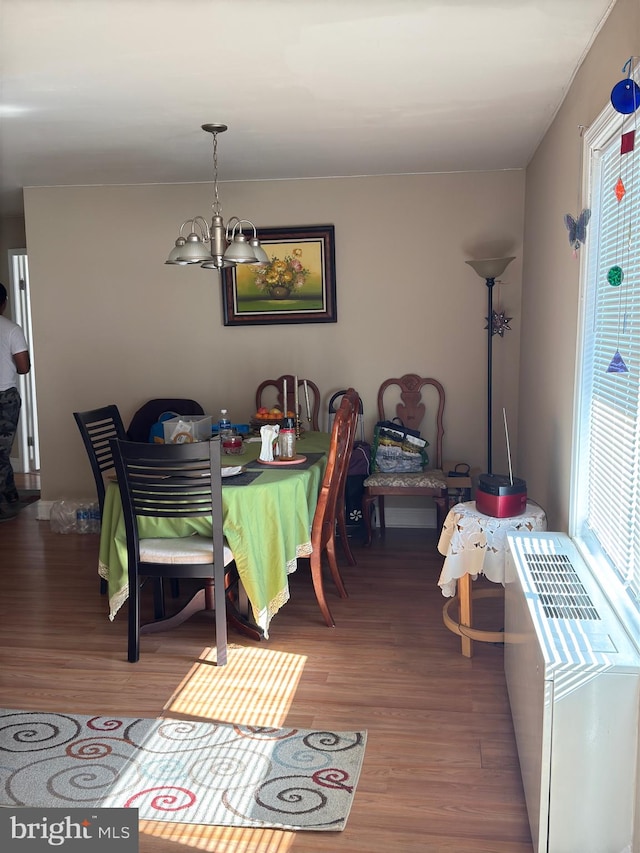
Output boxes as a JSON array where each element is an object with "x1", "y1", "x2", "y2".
[{"x1": 0, "y1": 0, "x2": 617, "y2": 217}]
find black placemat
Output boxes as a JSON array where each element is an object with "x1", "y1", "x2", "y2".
[
  {"x1": 221, "y1": 471, "x2": 262, "y2": 487},
  {"x1": 245, "y1": 452, "x2": 325, "y2": 472}
]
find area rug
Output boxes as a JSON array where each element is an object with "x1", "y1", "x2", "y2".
[{"x1": 0, "y1": 709, "x2": 366, "y2": 831}]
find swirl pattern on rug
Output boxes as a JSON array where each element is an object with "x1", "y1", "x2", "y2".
[{"x1": 0, "y1": 710, "x2": 366, "y2": 831}]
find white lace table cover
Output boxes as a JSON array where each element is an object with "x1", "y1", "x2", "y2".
[{"x1": 437, "y1": 500, "x2": 547, "y2": 597}]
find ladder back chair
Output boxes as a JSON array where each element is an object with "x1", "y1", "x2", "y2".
[
  {"x1": 74, "y1": 404, "x2": 127, "y2": 517},
  {"x1": 74, "y1": 404, "x2": 127, "y2": 594},
  {"x1": 255, "y1": 375, "x2": 321, "y2": 430},
  {"x1": 110, "y1": 436, "x2": 233, "y2": 664},
  {"x1": 306, "y1": 388, "x2": 360, "y2": 627},
  {"x1": 362, "y1": 374, "x2": 448, "y2": 544}
]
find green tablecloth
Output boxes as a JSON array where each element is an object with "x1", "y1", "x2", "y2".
[{"x1": 98, "y1": 431, "x2": 330, "y2": 638}]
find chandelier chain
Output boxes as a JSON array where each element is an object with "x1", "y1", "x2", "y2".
[{"x1": 211, "y1": 132, "x2": 222, "y2": 216}]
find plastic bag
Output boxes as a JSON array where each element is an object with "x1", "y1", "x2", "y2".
[
  {"x1": 371, "y1": 420, "x2": 429, "y2": 473},
  {"x1": 50, "y1": 500, "x2": 101, "y2": 534},
  {"x1": 50, "y1": 500, "x2": 80, "y2": 533}
]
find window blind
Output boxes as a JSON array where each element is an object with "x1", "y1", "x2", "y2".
[{"x1": 575, "y1": 105, "x2": 640, "y2": 603}]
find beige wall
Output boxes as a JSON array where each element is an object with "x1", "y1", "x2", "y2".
[
  {"x1": 22, "y1": 169, "x2": 524, "y2": 502},
  {"x1": 0, "y1": 216, "x2": 26, "y2": 289},
  {"x1": 518, "y1": 0, "x2": 638, "y2": 531}
]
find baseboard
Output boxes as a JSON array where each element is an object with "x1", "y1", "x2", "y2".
[
  {"x1": 36, "y1": 500, "x2": 54, "y2": 521},
  {"x1": 36, "y1": 502, "x2": 437, "y2": 527},
  {"x1": 378, "y1": 506, "x2": 437, "y2": 529}
]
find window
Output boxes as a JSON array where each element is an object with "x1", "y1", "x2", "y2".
[{"x1": 573, "y1": 85, "x2": 640, "y2": 617}]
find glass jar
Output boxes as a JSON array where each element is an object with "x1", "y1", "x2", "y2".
[{"x1": 278, "y1": 417, "x2": 297, "y2": 459}]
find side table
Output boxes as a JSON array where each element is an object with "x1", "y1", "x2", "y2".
[{"x1": 437, "y1": 500, "x2": 547, "y2": 657}]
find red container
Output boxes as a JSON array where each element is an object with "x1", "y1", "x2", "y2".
[{"x1": 476, "y1": 474, "x2": 527, "y2": 518}]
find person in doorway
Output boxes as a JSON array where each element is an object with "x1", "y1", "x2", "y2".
[{"x1": 0, "y1": 282, "x2": 31, "y2": 521}]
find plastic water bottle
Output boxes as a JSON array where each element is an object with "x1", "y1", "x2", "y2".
[
  {"x1": 89, "y1": 502, "x2": 101, "y2": 533},
  {"x1": 76, "y1": 505, "x2": 90, "y2": 534},
  {"x1": 219, "y1": 409, "x2": 232, "y2": 439}
]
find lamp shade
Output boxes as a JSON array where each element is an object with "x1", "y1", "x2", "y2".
[
  {"x1": 173, "y1": 234, "x2": 213, "y2": 264},
  {"x1": 223, "y1": 232, "x2": 260, "y2": 264},
  {"x1": 249, "y1": 237, "x2": 269, "y2": 264},
  {"x1": 466, "y1": 257, "x2": 515, "y2": 280},
  {"x1": 165, "y1": 239, "x2": 189, "y2": 265}
]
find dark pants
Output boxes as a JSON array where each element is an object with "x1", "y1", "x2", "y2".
[{"x1": 0, "y1": 387, "x2": 21, "y2": 506}]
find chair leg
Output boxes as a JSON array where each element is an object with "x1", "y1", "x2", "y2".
[
  {"x1": 213, "y1": 563, "x2": 228, "y2": 667},
  {"x1": 152, "y1": 579, "x2": 165, "y2": 620},
  {"x1": 100, "y1": 577, "x2": 108, "y2": 595},
  {"x1": 362, "y1": 492, "x2": 375, "y2": 546},
  {"x1": 309, "y1": 550, "x2": 335, "y2": 628},
  {"x1": 378, "y1": 495, "x2": 386, "y2": 535},
  {"x1": 435, "y1": 491, "x2": 448, "y2": 533},
  {"x1": 128, "y1": 575, "x2": 141, "y2": 663},
  {"x1": 326, "y1": 535, "x2": 348, "y2": 599},
  {"x1": 336, "y1": 507, "x2": 357, "y2": 566}
]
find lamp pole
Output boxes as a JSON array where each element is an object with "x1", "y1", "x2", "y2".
[
  {"x1": 465, "y1": 256, "x2": 515, "y2": 475},
  {"x1": 485, "y1": 275, "x2": 496, "y2": 475}
]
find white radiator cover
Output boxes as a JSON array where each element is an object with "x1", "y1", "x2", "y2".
[{"x1": 504, "y1": 531, "x2": 640, "y2": 853}]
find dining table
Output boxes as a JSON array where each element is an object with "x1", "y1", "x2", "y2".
[{"x1": 98, "y1": 430, "x2": 330, "y2": 639}]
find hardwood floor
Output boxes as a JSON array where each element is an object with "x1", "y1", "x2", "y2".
[{"x1": 0, "y1": 503, "x2": 533, "y2": 853}]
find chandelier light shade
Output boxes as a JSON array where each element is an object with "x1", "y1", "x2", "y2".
[
  {"x1": 165, "y1": 124, "x2": 267, "y2": 270},
  {"x1": 465, "y1": 255, "x2": 516, "y2": 474}
]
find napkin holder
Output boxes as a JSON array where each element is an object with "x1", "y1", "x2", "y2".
[{"x1": 259, "y1": 424, "x2": 280, "y2": 461}]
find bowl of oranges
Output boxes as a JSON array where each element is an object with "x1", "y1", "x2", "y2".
[{"x1": 250, "y1": 407, "x2": 297, "y2": 433}]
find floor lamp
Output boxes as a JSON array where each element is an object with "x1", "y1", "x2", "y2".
[{"x1": 465, "y1": 256, "x2": 515, "y2": 474}]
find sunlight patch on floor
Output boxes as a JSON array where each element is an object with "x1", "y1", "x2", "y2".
[
  {"x1": 140, "y1": 820, "x2": 296, "y2": 852},
  {"x1": 163, "y1": 644, "x2": 308, "y2": 728}
]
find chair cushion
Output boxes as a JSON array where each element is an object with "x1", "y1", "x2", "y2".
[
  {"x1": 364, "y1": 468, "x2": 447, "y2": 489},
  {"x1": 140, "y1": 534, "x2": 234, "y2": 566}
]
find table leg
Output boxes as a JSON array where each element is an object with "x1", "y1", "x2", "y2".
[
  {"x1": 140, "y1": 577, "x2": 264, "y2": 642},
  {"x1": 442, "y1": 578, "x2": 505, "y2": 657},
  {"x1": 458, "y1": 573, "x2": 473, "y2": 658}
]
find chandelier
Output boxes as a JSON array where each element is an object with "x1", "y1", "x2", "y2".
[{"x1": 165, "y1": 123, "x2": 268, "y2": 270}]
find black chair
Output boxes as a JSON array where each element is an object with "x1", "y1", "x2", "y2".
[
  {"x1": 110, "y1": 436, "x2": 233, "y2": 664},
  {"x1": 74, "y1": 404, "x2": 127, "y2": 594},
  {"x1": 74, "y1": 404, "x2": 126, "y2": 515},
  {"x1": 126, "y1": 398, "x2": 205, "y2": 443}
]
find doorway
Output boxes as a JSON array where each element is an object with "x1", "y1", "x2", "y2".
[{"x1": 8, "y1": 249, "x2": 40, "y2": 474}]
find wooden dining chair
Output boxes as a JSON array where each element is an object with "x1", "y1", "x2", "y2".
[
  {"x1": 255, "y1": 375, "x2": 321, "y2": 430},
  {"x1": 362, "y1": 374, "x2": 448, "y2": 544},
  {"x1": 110, "y1": 436, "x2": 233, "y2": 664},
  {"x1": 74, "y1": 404, "x2": 127, "y2": 594},
  {"x1": 306, "y1": 388, "x2": 360, "y2": 627},
  {"x1": 328, "y1": 389, "x2": 366, "y2": 566}
]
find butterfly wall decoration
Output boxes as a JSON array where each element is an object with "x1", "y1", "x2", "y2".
[{"x1": 564, "y1": 208, "x2": 591, "y2": 254}]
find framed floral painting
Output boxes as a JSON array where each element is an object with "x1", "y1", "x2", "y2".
[{"x1": 221, "y1": 225, "x2": 337, "y2": 326}]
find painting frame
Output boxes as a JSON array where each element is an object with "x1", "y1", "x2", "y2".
[{"x1": 221, "y1": 224, "x2": 336, "y2": 326}]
